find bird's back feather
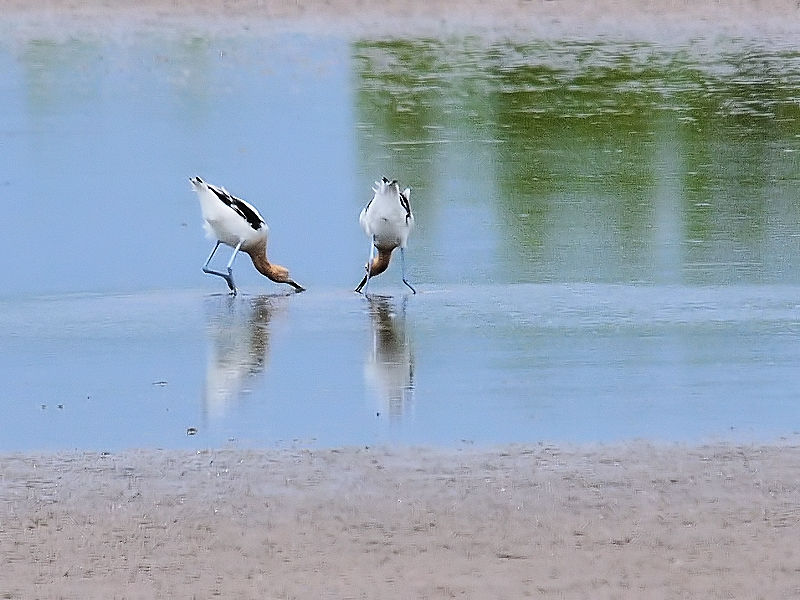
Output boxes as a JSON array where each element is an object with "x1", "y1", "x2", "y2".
[
  {"x1": 360, "y1": 178, "x2": 414, "y2": 249},
  {"x1": 191, "y1": 176, "x2": 268, "y2": 248}
]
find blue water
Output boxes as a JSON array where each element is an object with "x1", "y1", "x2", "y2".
[
  {"x1": 1, "y1": 30, "x2": 799, "y2": 450},
  {"x1": 2, "y1": 284, "x2": 799, "y2": 451}
]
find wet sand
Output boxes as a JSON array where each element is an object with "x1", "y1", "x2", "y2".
[
  {"x1": 2, "y1": 443, "x2": 800, "y2": 598},
  {"x1": 1, "y1": 0, "x2": 799, "y2": 40}
]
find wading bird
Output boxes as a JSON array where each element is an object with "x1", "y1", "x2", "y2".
[
  {"x1": 355, "y1": 177, "x2": 416, "y2": 294},
  {"x1": 190, "y1": 176, "x2": 304, "y2": 295}
]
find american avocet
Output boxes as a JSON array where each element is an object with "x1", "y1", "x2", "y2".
[
  {"x1": 355, "y1": 177, "x2": 416, "y2": 294},
  {"x1": 190, "y1": 176, "x2": 304, "y2": 295}
]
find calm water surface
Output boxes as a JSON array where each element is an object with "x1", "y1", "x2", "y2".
[{"x1": 1, "y1": 30, "x2": 799, "y2": 450}]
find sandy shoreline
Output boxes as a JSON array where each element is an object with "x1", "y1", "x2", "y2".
[
  {"x1": 2, "y1": 443, "x2": 799, "y2": 598},
  {"x1": 1, "y1": 0, "x2": 799, "y2": 40}
]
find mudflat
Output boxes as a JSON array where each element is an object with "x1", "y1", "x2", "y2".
[
  {"x1": 1, "y1": 0, "x2": 799, "y2": 40},
  {"x1": 2, "y1": 443, "x2": 799, "y2": 598}
]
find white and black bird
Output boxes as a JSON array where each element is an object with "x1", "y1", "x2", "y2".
[
  {"x1": 355, "y1": 177, "x2": 416, "y2": 294},
  {"x1": 190, "y1": 176, "x2": 304, "y2": 295}
]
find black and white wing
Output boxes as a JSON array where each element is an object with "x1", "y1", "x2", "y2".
[
  {"x1": 206, "y1": 181, "x2": 266, "y2": 231},
  {"x1": 399, "y1": 187, "x2": 412, "y2": 224}
]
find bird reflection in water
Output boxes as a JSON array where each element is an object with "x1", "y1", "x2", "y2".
[
  {"x1": 364, "y1": 295, "x2": 415, "y2": 419},
  {"x1": 203, "y1": 294, "x2": 287, "y2": 419}
]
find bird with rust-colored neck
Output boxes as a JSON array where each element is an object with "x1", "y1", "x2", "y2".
[
  {"x1": 355, "y1": 177, "x2": 416, "y2": 294},
  {"x1": 190, "y1": 176, "x2": 304, "y2": 295}
]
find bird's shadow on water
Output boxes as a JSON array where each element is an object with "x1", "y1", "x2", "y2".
[
  {"x1": 201, "y1": 293, "x2": 290, "y2": 421},
  {"x1": 363, "y1": 293, "x2": 415, "y2": 420}
]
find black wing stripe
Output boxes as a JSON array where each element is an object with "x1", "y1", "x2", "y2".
[
  {"x1": 399, "y1": 190, "x2": 412, "y2": 223},
  {"x1": 208, "y1": 185, "x2": 264, "y2": 231}
]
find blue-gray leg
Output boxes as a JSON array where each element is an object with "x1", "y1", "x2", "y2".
[
  {"x1": 400, "y1": 247, "x2": 416, "y2": 294},
  {"x1": 202, "y1": 240, "x2": 243, "y2": 295},
  {"x1": 203, "y1": 240, "x2": 222, "y2": 269}
]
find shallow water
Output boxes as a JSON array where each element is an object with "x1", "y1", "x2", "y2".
[
  {"x1": 2, "y1": 285, "x2": 800, "y2": 451},
  {"x1": 1, "y1": 30, "x2": 799, "y2": 450}
]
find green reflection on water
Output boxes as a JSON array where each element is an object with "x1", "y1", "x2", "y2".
[
  {"x1": 353, "y1": 37, "x2": 800, "y2": 284},
  {"x1": 20, "y1": 38, "x2": 105, "y2": 113}
]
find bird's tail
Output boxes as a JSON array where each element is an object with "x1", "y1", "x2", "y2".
[{"x1": 373, "y1": 177, "x2": 399, "y2": 196}]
